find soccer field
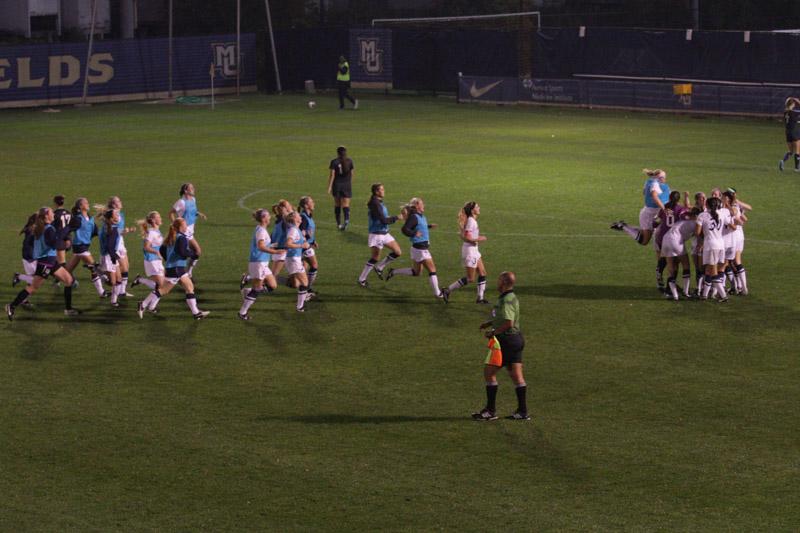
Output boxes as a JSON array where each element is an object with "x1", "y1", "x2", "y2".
[{"x1": 1, "y1": 94, "x2": 798, "y2": 530}]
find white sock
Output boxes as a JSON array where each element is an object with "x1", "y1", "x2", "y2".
[
  {"x1": 240, "y1": 290, "x2": 257, "y2": 315},
  {"x1": 477, "y1": 278, "x2": 487, "y2": 299},
  {"x1": 668, "y1": 279, "x2": 679, "y2": 299},
  {"x1": 185, "y1": 294, "x2": 200, "y2": 314},
  {"x1": 308, "y1": 269, "x2": 318, "y2": 287},
  {"x1": 92, "y1": 275, "x2": 105, "y2": 295},
  {"x1": 622, "y1": 224, "x2": 640, "y2": 239},
  {"x1": 714, "y1": 278, "x2": 727, "y2": 299},
  {"x1": 448, "y1": 277, "x2": 467, "y2": 292},
  {"x1": 143, "y1": 291, "x2": 159, "y2": 310},
  {"x1": 393, "y1": 267, "x2": 414, "y2": 276},
  {"x1": 429, "y1": 273, "x2": 441, "y2": 297},
  {"x1": 111, "y1": 283, "x2": 120, "y2": 304},
  {"x1": 359, "y1": 262, "x2": 375, "y2": 283},
  {"x1": 188, "y1": 259, "x2": 198, "y2": 277},
  {"x1": 737, "y1": 267, "x2": 748, "y2": 293},
  {"x1": 19, "y1": 274, "x2": 34, "y2": 284},
  {"x1": 297, "y1": 286, "x2": 308, "y2": 310},
  {"x1": 121, "y1": 276, "x2": 129, "y2": 293},
  {"x1": 376, "y1": 254, "x2": 398, "y2": 271},
  {"x1": 701, "y1": 276, "x2": 712, "y2": 299},
  {"x1": 139, "y1": 278, "x2": 156, "y2": 290},
  {"x1": 682, "y1": 274, "x2": 691, "y2": 296}
]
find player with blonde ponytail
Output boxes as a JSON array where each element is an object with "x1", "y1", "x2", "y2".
[
  {"x1": 238, "y1": 208, "x2": 282, "y2": 320},
  {"x1": 131, "y1": 211, "x2": 164, "y2": 300}
]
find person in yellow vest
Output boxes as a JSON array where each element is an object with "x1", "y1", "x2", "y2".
[{"x1": 337, "y1": 55, "x2": 358, "y2": 110}]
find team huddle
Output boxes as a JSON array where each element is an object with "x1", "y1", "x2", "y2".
[{"x1": 611, "y1": 169, "x2": 751, "y2": 302}]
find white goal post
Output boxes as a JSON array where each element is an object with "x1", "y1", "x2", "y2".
[{"x1": 371, "y1": 11, "x2": 541, "y2": 30}]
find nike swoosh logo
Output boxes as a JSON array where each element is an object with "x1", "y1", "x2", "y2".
[{"x1": 469, "y1": 80, "x2": 503, "y2": 98}]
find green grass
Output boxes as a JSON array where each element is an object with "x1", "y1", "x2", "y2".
[{"x1": 0, "y1": 94, "x2": 798, "y2": 531}]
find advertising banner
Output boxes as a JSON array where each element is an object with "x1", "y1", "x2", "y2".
[{"x1": 0, "y1": 33, "x2": 257, "y2": 108}]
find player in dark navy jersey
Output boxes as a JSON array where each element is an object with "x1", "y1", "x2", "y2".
[
  {"x1": 138, "y1": 218, "x2": 209, "y2": 320},
  {"x1": 98, "y1": 209, "x2": 125, "y2": 307},
  {"x1": 358, "y1": 183, "x2": 404, "y2": 287},
  {"x1": 63, "y1": 198, "x2": 106, "y2": 297},
  {"x1": 327, "y1": 146, "x2": 354, "y2": 230},
  {"x1": 6, "y1": 207, "x2": 80, "y2": 320},
  {"x1": 298, "y1": 196, "x2": 319, "y2": 295},
  {"x1": 385, "y1": 197, "x2": 447, "y2": 302},
  {"x1": 780, "y1": 97, "x2": 800, "y2": 172},
  {"x1": 51, "y1": 195, "x2": 71, "y2": 268},
  {"x1": 11, "y1": 213, "x2": 38, "y2": 307}
]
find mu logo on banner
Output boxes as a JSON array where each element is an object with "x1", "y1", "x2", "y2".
[
  {"x1": 358, "y1": 38, "x2": 383, "y2": 75},
  {"x1": 211, "y1": 43, "x2": 241, "y2": 79}
]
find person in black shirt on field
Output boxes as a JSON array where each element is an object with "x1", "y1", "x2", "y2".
[
  {"x1": 327, "y1": 146, "x2": 355, "y2": 230},
  {"x1": 780, "y1": 97, "x2": 800, "y2": 172},
  {"x1": 51, "y1": 194, "x2": 72, "y2": 268}
]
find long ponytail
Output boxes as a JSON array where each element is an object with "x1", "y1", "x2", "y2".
[
  {"x1": 137, "y1": 211, "x2": 160, "y2": 238},
  {"x1": 458, "y1": 201, "x2": 476, "y2": 230},
  {"x1": 707, "y1": 197, "x2": 721, "y2": 225},
  {"x1": 20, "y1": 213, "x2": 37, "y2": 235},
  {"x1": 33, "y1": 207, "x2": 50, "y2": 237},
  {"x1": 71, "y1": 197, "x2": 87, "y2": 216},
  {"x1": 665, "y1": 191, "x2": 681, "y2": 211},
  {"x1": 164, "y1": 218, "x2": 183, "y2": 246}
]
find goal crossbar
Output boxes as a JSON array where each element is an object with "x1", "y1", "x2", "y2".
[{"x1": 371, "y1": 11, "x2": 541, "y2": 30}]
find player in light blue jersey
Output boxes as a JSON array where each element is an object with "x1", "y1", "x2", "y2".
[
  {"x1": 298, "y1": 196, "x2": 319, "y2": 294},
  {"x1": 238, "y1": 209, "x2": 282, "y2": 321},
  {"x1": 94, "y1": 196, "x2": 136, "y2": 297},
  {"x1": 170, "y1": 183, "x2": 206, "y2": 278},
  {"x1": 386, "y1": 197, "x2": 447, "y2": 302},
  {"x1": 63, "y1": 197, "x2": 106, "y2": 297},
  {"x1": 358, "y1": 183, "x2": 404, "y2": 287},
  {"x1": 283, "y1": 211, "x2": 312, "y2": 312},
  {"x1": 132, "y1": 212, "x2": 165, "y2": 304}
]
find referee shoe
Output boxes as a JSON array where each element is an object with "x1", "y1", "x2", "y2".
[{"x1": 471, "y1": 408, "x2": 498, "y2": 421}]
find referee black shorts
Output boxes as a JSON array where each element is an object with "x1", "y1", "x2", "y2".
[{"x1": 498, "y1": 332, "x2": 525, "y2": 366}]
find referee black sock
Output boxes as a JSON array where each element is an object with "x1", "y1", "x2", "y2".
[
  {"x1": 334, "y1": 207, "x2": 341, "y2": 225},
  {"x1": 515, "y1": 384, "x2": 528, "y2": 415},
  {"x1": 343, "y1": 207, "x2": 350, "y2": 223},
  {"x1": 485, "y1": 383, "x2": 498, "y2": 412}
]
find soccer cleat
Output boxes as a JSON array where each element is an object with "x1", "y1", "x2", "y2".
[
  {"x1": 239, "y1": 273, "x2": 249, "y2": 290},
  {"x1": 373, "y1": 267, "x2": 384, "y2": 280},
  {"x1": 131, "y1": 275, "x2": 142, "y2": 287},
  {"x1": 476, "y1": 298, "x2": 490, "y2": 305},
  {"x1": 779, "y1": 159, "x2": 785, "y2": 171},
  {"x1": 610, "y1": 221, "x2": 625, "y2": 231},
  {"x1": 110, "y1": 301, "x2": 120, "y2": 308},
  {"x1": 337, "y1": 224, "x2": 344, "y2": 231},
  {"x1": 305, "y1": 291, "x2": 317, "y2": 301},
  {"x1": 343, "y1": 221, "x2": 349, "y2": 231},
  {"x1": 354, "y1": 99, "x2": 359, "y2": 110},
  {"x1": 63, "y1": 308, "x2": 82, "y2": 317},
  {"x1": 137, "y1": 301, "x2": 145, "y2": 319},
  {"x1": 440, "y1": 288, "x2": 450, "y2": 303},
  {"x1": 296, "y1": 306, "x2": 305, "y2": 313},
  {"x1": 238, "y1": 313, "x2": 251, "y2": 321},
  {"x1": 718, "y1": 297, "x2": 729, "y2": 303},
  {"x1": 5, "y1": 303, "x2": 15, "y2": 321},
  {"x1": 12, "y1": 273, "x2": 20, "y2": 287},
  {"x1": 471, "y1": 409, "x2": 498, "y2": 421},
  {"x1": 193, "y1": 310, "x2": 211, "y2": 320},
  {"x1": 20, "y1": 300, "x2": 33, "y2": 309},
  {"x1": 123, "y1": 291, "x2": 135, "y2": 298},
  {"x1": 147, "y1": 307, "x2": 159, "y2": 315},
  {"x1": 506, "y1": 411, "x2": 531, "y2": 421},
  {"x1": 385, "y1": 268, "x2": 395, "y2": 281},
  {"x1": 358, "y1": 279, "x2": 369, "y2": 288},
  {"x1": 100, "y1": 290, "x2": 111, "y2": 299}
]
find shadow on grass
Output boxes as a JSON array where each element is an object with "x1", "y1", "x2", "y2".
[
  {"x1": 256, "y1": 414, "x2": 465, "y2": 424},
  {"x1": 518, "y1": 284, "x2": 656, "y2": 300}
]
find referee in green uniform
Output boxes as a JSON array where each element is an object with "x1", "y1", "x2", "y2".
[
  {"x1": 337, "y1": 55, "x2": 358, "y2": 110},
  {"x1": 473, "y1": 271, "x2": 530, "y2": 421}
]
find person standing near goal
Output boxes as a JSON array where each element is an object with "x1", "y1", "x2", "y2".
[
  {"x1": 336, "y1": 55, "x2": 358, "y2": 110},
  {"x1": 328, "y1": 146, "x2": 354, "y2": 230}
]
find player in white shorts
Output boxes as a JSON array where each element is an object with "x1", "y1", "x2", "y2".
[
  {"x1": 98, "y1": 209, "x2": 124, "y2": 307},
  {"x1": 283, "y1": 211, "x2": 312, "y2": 312},
  {"x1": 610, "y1": 169, "x2": 670, "y2": 246},
  {"x1": 385, "y1": 197, "x2": 447, "y2": 302},
  {"x1": 298, "y1": 196, "x2": 319, "y2": 295},
  {"x1": 687, "y1": 192, "x2": 707, "y2": 295},
  {"x1": 170, "y1": 183, "x2": 206, "y2": 277},
  {"x1": 358, "y1": 183, "x2": 404, "y2": 287},
  {"x1": 238, "y1": 209, "x2": 282, "y2": 320},
  {"x1": 695, "y1": 197, "x2": 739, "y2": 302},
  {"x1": 727, "y1": 188, "x2": 751, "y2": 295},
  {"x1": 442, "y1": 201, "x2": 489, "y2": 304},
  {"x1": 131, "y1": 212, "x2": 164, "y2": 306},
  {"x1": 95, "y1": 196, "x2": 136, "y2": 296},
  {"x1": 660, "y1": 208, "x2": 700, "y2": 300}
]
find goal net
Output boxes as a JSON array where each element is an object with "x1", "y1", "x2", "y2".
[{"x1": 371, "y1": 11, "x2": 541, "y2": 78}]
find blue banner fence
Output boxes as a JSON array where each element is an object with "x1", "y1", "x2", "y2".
[{"x1": 0, "y1": 33, "x2": 257, "y2": 108}]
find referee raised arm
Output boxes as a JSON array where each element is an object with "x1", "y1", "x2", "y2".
[
  {"x1": 337, "y1": 55, "x2": 358, "y2": 110},
  {"x1": 327, "y1": 146, "x2": 354, "y2": 230}
]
